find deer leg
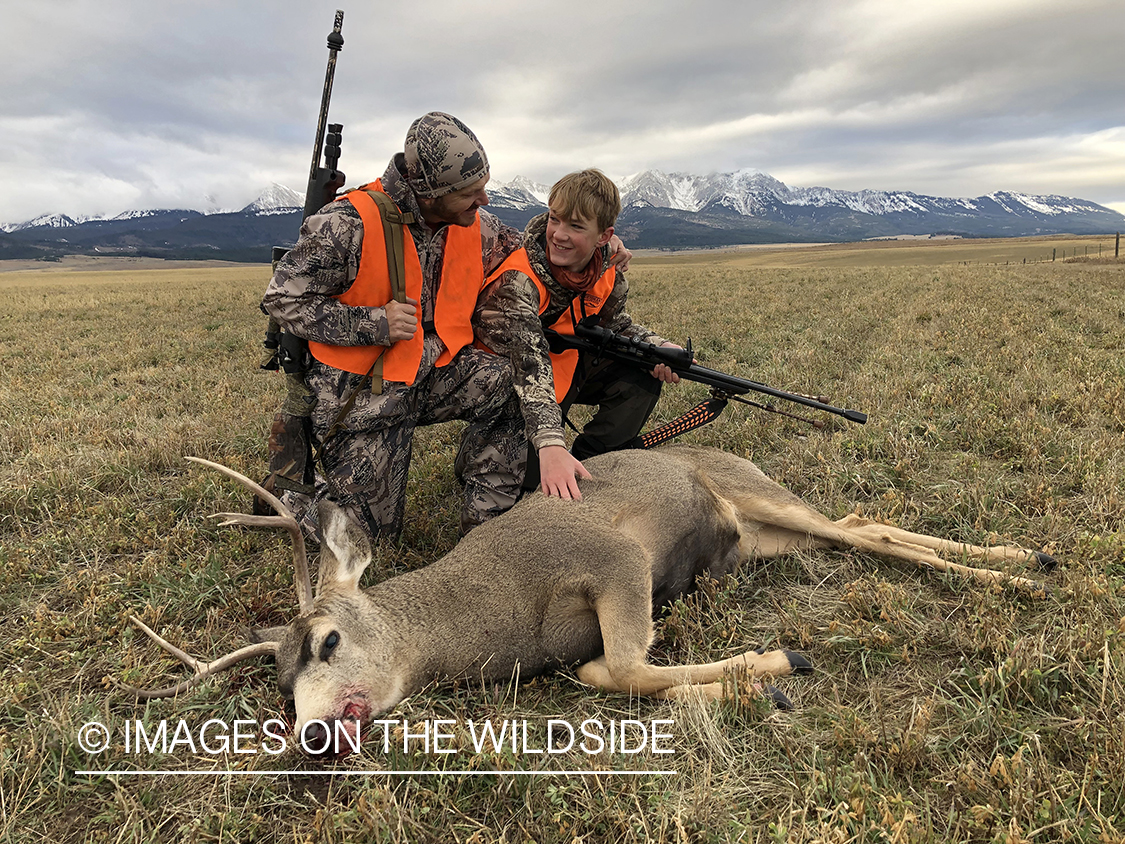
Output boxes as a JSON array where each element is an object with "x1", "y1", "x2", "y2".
[
  {"x1": 834, "y1": 514, "x2": 1058, "y2": 571},
  {"x1": 744, "y1": 523, "x2": 840, "y2": 558},
  {"x1": 825, "y1": 518, "x2": 1048, "y2": 591},
  {"x1": 576, "y1": 575, "x2": 810, "y2": 696},
  {"x1": 734, "y1": 497, "x2": 1047, "y2": 592},
  {"x1": 576, "y1": 648, "x2": 806, "y2": 697},
  {"x1": 576, "y1": 652, "x2": 807, "y2": 698},
  {"x1": 652, "y1": 681, "x2": 724, "y2": 701},
  {"x1": 651, "y1": 681, "x2": 798, "y2": 711}
]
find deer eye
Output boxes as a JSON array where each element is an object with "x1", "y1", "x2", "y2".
[{"x1": 320, "y1": 631, "x2": 340, "y2": 661}]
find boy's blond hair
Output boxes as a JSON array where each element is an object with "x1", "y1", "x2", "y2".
[{"x1": 548, "y1": 169, "x2": 621, "y2": 233}]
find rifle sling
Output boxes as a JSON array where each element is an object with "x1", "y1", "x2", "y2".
[
  {"x1": 364, "y1": 188, "x2": 413, "y2": 397},
  {"x1": 634, "y1": 397, "x2": 729, "y2": 449}
]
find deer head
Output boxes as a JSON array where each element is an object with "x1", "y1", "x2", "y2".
[{"x1": 117, "y1": 459, "x2": 408, "y2": 756}]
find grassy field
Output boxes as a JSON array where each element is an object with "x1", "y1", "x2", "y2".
[
  {"x1": 2, "y1": 240, "x2": 1124, "y2": 842},
  {"x1": 637, "y1": 233, "x2": 1121, "y2": 268}
]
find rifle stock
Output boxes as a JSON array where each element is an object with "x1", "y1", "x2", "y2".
[{"x1": 548, "y1": 318, "x2": 868, "y2": 426}]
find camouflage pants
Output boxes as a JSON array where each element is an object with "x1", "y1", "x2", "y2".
[
  {"x1": 303, "y1": 346, "x2": 526, "y2": 542},
  {"x1": 563, "y1": 354, "x2": 663, "y2": 458}
]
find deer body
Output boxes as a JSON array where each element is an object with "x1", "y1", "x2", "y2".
[
  {"x1": 125, "y1": 445, "x2": 1055, "y2": 752},
  {"x1": 273, "y1": 445, "x2": 769, "y2": 732}
]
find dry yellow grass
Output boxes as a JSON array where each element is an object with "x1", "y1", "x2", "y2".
[
  {"x1": 634, "y1": 233, "x2": 1121, "y2": 268},
  {"x1": 2, "y1": 241, "x2": 1124, "y2": 842},
  {"x1": 0, "y1": 256, "x2": 258, "y2": 275}
]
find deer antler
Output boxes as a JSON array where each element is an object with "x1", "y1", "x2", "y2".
[
  {"x1": 114, "y1": 616, "x2": 279, "y2": 700},
  {"x1": 185, "y1": 456, "x2": 315, "y2": 616},
  {"x1": 114, "y1": 458, "x2": 313, "y2": 699}
]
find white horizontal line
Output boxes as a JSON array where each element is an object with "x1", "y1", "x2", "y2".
[{"x1": 75, "y1": 769, "x2": 676, "y2": 777}]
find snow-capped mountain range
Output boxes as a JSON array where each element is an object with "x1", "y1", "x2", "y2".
[
  {"x1": 239, "y1": 183, "x2": 305, "y2": 216},
  {"x1": 489, "y1": 169, "x2": 1116, "y2": 224},
  {"x1": 2, "y1": 174, "x2": 1121, "y2": 261},
  {"x1": 0, "y1": 184, "x2": 304, "y2": 233},
  {"x1": 483, "y1": 170, "x2": 1123, "y2": 247}
]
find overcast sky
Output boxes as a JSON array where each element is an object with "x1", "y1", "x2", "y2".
[{"x1": 3, "y1": 0, "x2": 1123, "y2": 225}]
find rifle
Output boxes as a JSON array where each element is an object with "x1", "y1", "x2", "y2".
[
  {"x1": 256, "y1": 11, "x2": 346, "y2": 508},
  {"x1": 546, "y1": 317, "x2": 866, "y2": 445},
  {"x1": 262, "y1": 9, "x2": 346, "y2": 375}
]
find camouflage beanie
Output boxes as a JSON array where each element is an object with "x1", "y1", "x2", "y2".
[{"x1": 404, "y1": 112, "x2": 490, "y2": 198}]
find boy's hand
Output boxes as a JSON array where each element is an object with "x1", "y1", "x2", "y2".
[
  {"x1": 386, "y1": 296, "x2": 419, "y2": 342},
  {"x1": 651, "y1": 342, "x2": 688, "y2": 383},
  {"x1": 538, "y1": 444, "x2": 592, "y2": 500},
  {"x1": 606, "y1": 235, "x2": 632, "y2": 273}
]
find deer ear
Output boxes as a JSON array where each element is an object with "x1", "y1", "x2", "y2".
[{"x1": 315, "y1": 501, "x2": 372, "y2": 596}]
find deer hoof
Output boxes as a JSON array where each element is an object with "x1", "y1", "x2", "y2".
[
  {"x1": 765, "y1": 684, "x2": 795, "y2": 710},
  {"x1": 1033, "y1": 551, "x2": 1059, "y2": 572},
  {"x1": 785, "y1": 651, "x2": 813, "y2": 675}
]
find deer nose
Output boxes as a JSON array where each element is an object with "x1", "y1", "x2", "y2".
[
  {"x1": 297, "y1": 719, "x2": 362, "y2": 758},
  {"x1": 298, "y1": 721, "x2": 332, "y2": 756}
]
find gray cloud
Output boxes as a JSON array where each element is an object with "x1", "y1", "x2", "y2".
[{"x1": 3, "y1": 0, "x2": 1123, "y2": 224}]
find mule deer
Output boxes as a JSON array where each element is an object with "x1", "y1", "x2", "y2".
[{"x1": 121, "y1": 445, "x2": 1055, "y2": 750}]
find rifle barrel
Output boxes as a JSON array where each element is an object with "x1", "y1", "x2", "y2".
[
  {"x1": 306, "y1": 11, "x2": 345, "y2": 197},
  {"x1": 679, "y1": 363, "x2": 867, "y2": 423},
  {"x1": 556, "y1": 323, "x2": 867, "y2": 425}
]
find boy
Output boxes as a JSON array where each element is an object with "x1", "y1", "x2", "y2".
[{"x1": 474, "y1": 169, "x2": 681, "y2": 500}]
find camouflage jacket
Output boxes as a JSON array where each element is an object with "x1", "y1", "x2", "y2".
[
  {"x1": 261, "y1": 154, "x2": 521, "y2": 378},
  {"x1": 473, "y1": 212, "x2": 666, "y2": 451}
]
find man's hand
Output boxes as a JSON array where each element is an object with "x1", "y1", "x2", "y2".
[
  {"x1": 538, "y1": 444, "x2": 592, "y2": 500},
  {"x1": 386, "y1": 296, "x2": 419, "y2": 342},
  {"x1": 651, "y1": 342, "x2": 686, "y2": 383},
  {"x1": 606, "y1": 235, "x2": 632, "y2": 273}
]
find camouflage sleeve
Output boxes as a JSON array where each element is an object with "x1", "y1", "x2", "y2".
[
  {"x1": 260, "y1": 204, "x2": 392, "y2": 347},
  {"x1": 478, "y1": 210, "x2": 524, "y2": 276},
  {"x1": 473, "y1": 272, "x2": 567, "y2": 451},
  {"x1": 600, "y1": 270, "x2": 669, "y2": 347}
]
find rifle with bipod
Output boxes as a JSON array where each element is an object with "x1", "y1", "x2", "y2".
[{"x1": 546, "y1": 316, "x2": 867, "y2": 447}]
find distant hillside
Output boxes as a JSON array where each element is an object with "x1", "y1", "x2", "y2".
[
  {"x1": 3, "y1": 175, "x2": 1122, "y2": 261},
  {"x1": 0, "y1": 228, "x2": 66, "y2": 260},
  {"x1": 1, "y1": 185, "x2": 305, "y2": 263}
]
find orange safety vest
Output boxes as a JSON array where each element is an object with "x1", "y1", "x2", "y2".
[
  {"x1": 486, "y1": 248, "x2": 616, "y2": 402},
  {"x1": 308, "y1": 180, "x2": 483, "y2": 383}
]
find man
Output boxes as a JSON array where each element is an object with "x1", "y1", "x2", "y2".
[
  {"x1": 262, "y1": 113, "x2": 527, "y2": 541},
  {"x1": 474, "y1": 168, "x2": 681, "y2": 501}
]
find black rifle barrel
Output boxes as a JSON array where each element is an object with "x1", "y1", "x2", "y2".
[
  {"x1": 670, "y1": 361, "x2": 867, "y2": 423},
  {"x1": 304, "y1": 10, "x2": 344, "y2": 217},
  {"x1": 560, "y1": 321, "x2": 867, "y2": 425}
]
